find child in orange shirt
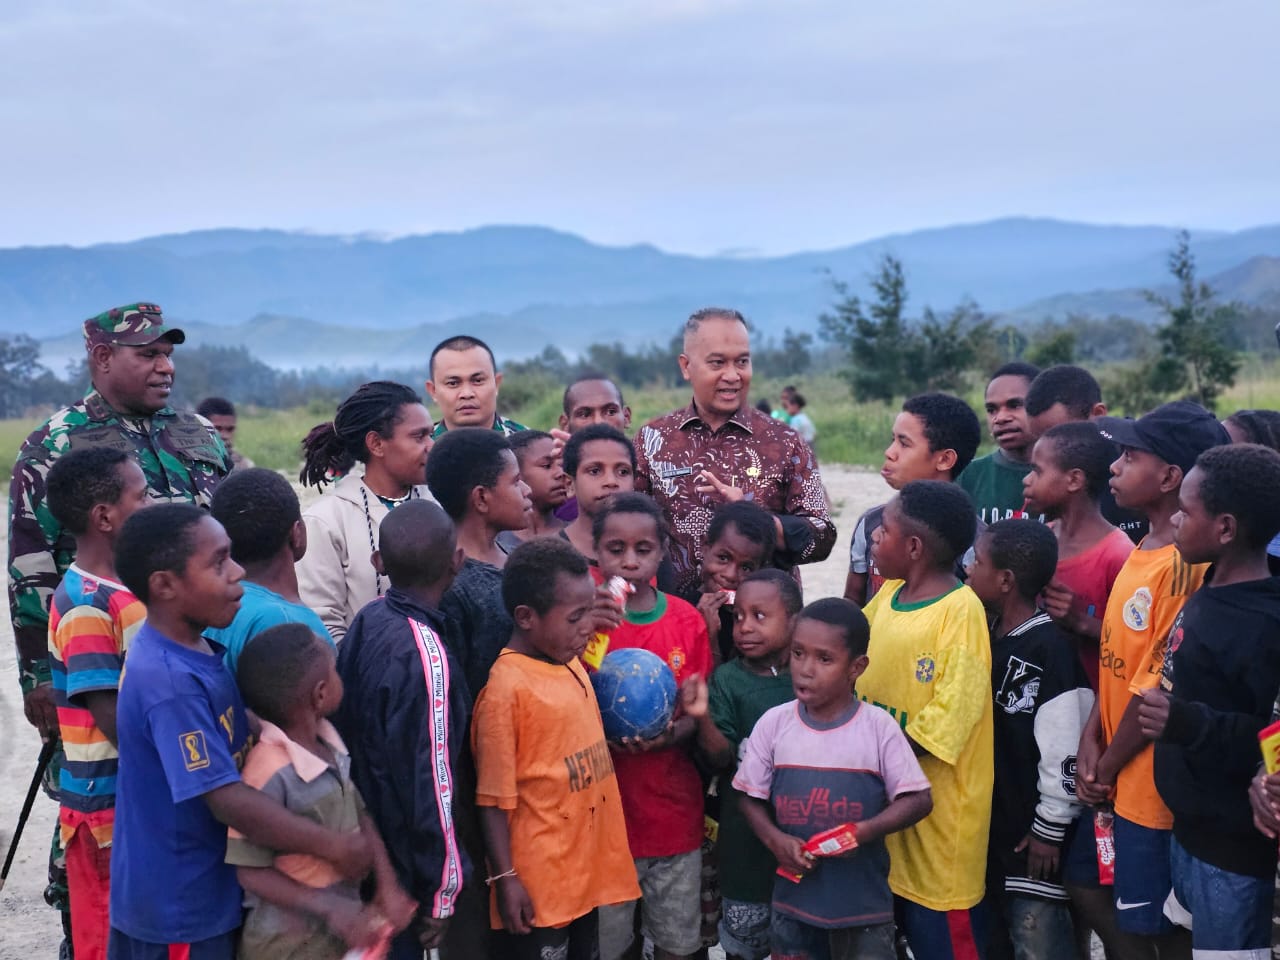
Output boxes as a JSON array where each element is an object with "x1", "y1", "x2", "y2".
[
  {"x1": 472, "y1": 539, "x2": 639, "y2": 960},
  {"x1": 1077, "y1": 402, "x2": 1228, "y2": 946}
]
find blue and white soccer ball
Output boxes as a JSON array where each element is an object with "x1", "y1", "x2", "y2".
[{"x1": 592, "y1": 648, "x2": 677, "y2": 741}]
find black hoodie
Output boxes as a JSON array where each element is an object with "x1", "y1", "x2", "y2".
[{"x1": 1153, "y1": 573, "x2": 1280, "y2": 877}]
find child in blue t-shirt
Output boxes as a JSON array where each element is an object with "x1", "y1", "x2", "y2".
[{"x1": 108, "y1": 505, "x2": 377, "y2": 960}]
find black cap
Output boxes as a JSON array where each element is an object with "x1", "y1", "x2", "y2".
[{"x1": 1095, "y1": 400, "x2": 1231, "y2": 475}]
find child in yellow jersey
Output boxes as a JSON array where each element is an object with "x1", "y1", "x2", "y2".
[
  {"x1": 859, "y1": 480, "x2": 993, "y2": 960},
  {"x1": 1076, "y1": 402, "x2": 1227, "y2": 947}
]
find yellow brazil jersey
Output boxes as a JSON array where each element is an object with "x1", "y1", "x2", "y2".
[
  {"x1": 1098, "y1": 542, "x2": 1206, "y2": 830},
  {"x1": 860, "y1": 581, "x2": 994, "y2": 911}
]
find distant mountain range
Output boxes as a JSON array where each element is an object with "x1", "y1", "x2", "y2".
[{"x1": 12, "y1": 218, "x2": 1280, "y2": 371}]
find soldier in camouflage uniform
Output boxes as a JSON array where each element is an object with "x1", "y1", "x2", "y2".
[{"x1": 7, "y1": 302, "x2": 231, "y2": 954}]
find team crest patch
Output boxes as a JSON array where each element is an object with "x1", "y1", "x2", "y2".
[
  {"x1": 915, "y1": 655, "x2": 936, "y2": 683},
  {"x1": 668, "y1": 648, "x2": 686, "y2": 676},
  {"x1": 180, "y1": 731, "x2": 210, "y2": 771},
  {"x1": 1122, "y1": 587, "x2": 1153, "y2": 631}
]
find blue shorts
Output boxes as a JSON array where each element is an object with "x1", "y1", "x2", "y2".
[
  {"x1": 1112, "y1": 815, "x2": 1173, "y2": 936},
  {"x1": 771, "y1": 910, "x2": 896, "y2": 960},
  {"x1": 896, "y1": 897, "x2": 988, "y2": 960},
  {"x1": 108, "y1": 929, "x2": 235, "y2": 960},
  {"x1": 1167, "y1": 837, "x2": 1272, "y2": 959},
  {"x1": 1061, "y1": 814, "x2": 1099, "y2": 887}
]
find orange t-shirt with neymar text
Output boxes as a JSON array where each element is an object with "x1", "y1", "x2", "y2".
[{"x1": 472, "y1": 650, "x2": 639, "y2": 930}]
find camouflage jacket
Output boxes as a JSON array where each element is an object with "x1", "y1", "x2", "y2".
[
  {"x1": 431, "y1": 414, "x2": 527, "y2": 439},
  {"x1": 8, "y1": 390, "x2": 231, "y2": 692}
]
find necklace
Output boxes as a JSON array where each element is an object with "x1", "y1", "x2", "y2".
[{"x1": 360, "y1": 482, "x2": 418, "y2": 598}]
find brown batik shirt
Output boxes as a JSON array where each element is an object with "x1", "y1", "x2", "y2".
[{"x1": 635, "y1": 401, "x2": 836, "y2": 597}]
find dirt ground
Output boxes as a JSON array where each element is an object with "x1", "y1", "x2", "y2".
[{"x1": 0, "y1": 464, "x2": 890, "y2": 957}]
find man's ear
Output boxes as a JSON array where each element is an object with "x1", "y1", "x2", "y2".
[
  {"x1": 558, "y1": 412, "x2": 570, "y2": 431},
  {"x1": 1091, "y1": 402, "x2": 1109, "y2": 418},
  {"x1": 494, "y1": 371, "x2": 504, "y2": 391},
  {"x1": 906, "y1": 532, "x2": 924, "y2": 561},
  {"x1": 934, "y1": 448, "x2": 958, "y2": 474},
  {"x1": 1160, "y1": 463, "x2": 1184, "y2": 495},
  {"x1": 89, "y1": 343, "x2": 114, "y2": 373},
  {"x1": 471, "y1": 484, "x2": 491, "y2": 516},
  {"x1": 1065, "y1": 466, "x2": 1087, "y2": 495},
  {"x1": 424, "y1": 379, "x2": 437, "y2": 403},
  {"x1": 622, "y1": 406, "x2": 633, "y2": 430},
  {"x1": 371, "y1": 550, "x2": 386, "y2": 576},
  {"x1": 450, "y1": 545, "x2": 466, "y2": 576},
  {"x1": 678, "y1": 354, "x2": 692, "y2": 383}
]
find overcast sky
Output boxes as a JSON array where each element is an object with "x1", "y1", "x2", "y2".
[{"x1": 2, "y1": 0, "x2": 1275, "y2": 255}]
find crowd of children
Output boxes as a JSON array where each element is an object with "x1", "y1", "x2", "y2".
[{"x1": 30, "y1": 348, "x2": 1280, "y2": 960}]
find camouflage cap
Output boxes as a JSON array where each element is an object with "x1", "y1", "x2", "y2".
[{"x1": 83, "y1": 302, "x2": 186, "y2": 350}]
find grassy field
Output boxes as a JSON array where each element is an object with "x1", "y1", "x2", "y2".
[{"x1": 5, "y1": 363, "x2": 1280, "y2": 474}]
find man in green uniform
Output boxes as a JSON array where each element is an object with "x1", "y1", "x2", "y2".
[{"x1": 7, "y1": 302, "x2": 230, "y2": 952}]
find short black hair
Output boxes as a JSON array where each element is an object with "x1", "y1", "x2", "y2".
[
  {"x1": 429, "y1": 335, "x2": 497, "y2": 378},
  {"x1": 1225, "y1": 409, "x2": 1280, "y2": 452},
  {"x1": 705, "y1": 501, "x2": 776, "y2": 567},
  {"x1": 591, "y1": 492, "x2": 667, "y2": 546},
  {"x1": 508, "y1": 429, "x2": 554, "y2": 466},
  {"x1": 210, "y1": 468, "x2": 300, "y2": 565},
  {"x1": 1040, "y1": 421, "x2": 1117, "y2": 500},
  {"x1": 990, "y1": 361, "x2": 1041, "y2": 385},
  {"x1": 1025, "y1": 365, "x2": 1103, "y2": 418},
  {"x1": 196, "y1": 397, "x2": 236, "y2": 418},
  {"x1": 1194, "y1": 444, "x2": 1280, "y2": 550},
  {"x1": 46, "y1": 447, "x2": 133, "y2": 535},
  {"x1": 562, "y1": 374, "x2": 624, "y2": 415},
  {"x1": 237, "y1": 623, "x2": 331, "y2": 728},
  {"x1": 797, "y1": 597, "x2": 870, "y2": 657},
  {"x1": 982, "y1": 519, "x2": 1059, "y2": 601},
  {"x1": 755, "y1": 398, "x2": 774, "y2": 415},
  {"x1": 425, "y1": 428, "x2": 513, "y2": 520},
  {"x1": 378, "y1": 500, "x2": 458, "y2": 588},
  {"x1": 562, "y1": 424, "x2": 634, "y2": 478},
  {"x1": 502, "y1": 538, "x2": 590, "y2": 617},
  {"x1": 790, "y1": 392, "x2": 807, "y2": 409},
  {"x1": 115, "y1": 504, "x2": 208, "y2": 604},
  {"x1": 739, "y1": 568, "x2": 803, "y2": 616},
  {"x1": 901, "y1": 393, "x2": 983, "y2": 477},
  {"x1": 896, "y1": 480, "x2": 977, "y2": 567}
]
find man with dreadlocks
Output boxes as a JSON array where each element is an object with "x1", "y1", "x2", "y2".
[{"x1": 296, "y1": 381, "x2": 435, "y2": 642}]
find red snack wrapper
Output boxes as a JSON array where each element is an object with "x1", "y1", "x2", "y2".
[
  {"x1": 776, "y1": 823, "x2": 859, "y2": 883},
  {"x1": 1094, "y1": 810, "x2": 1115, "y2": 886}
]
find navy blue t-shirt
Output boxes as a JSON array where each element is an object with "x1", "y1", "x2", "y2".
[{"x1": 110, "y1": 623, "x2": 250, "y2": 943}]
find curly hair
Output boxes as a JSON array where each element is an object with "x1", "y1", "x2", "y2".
[
  {"x1": 1194, "y1": 444, "x2": 1280, "y2": 550},
  {"x1": 982, "y1": 519, "x2": 1059, "y2": 600},
  {"x1": 901, "y1": 393, "x2": 982, "y2": 477},
  {"x1": 896, "y1": 480, "x2": 978, "y2": 567}
]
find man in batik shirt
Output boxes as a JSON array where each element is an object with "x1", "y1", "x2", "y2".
[{"x1": 635, "y1": 307, "x2": 835, "y2": 597}]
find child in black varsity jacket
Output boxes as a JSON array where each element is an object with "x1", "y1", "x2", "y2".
[{"x1": 967, "y1": 519, "x2": 1094, "y2": 960}]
